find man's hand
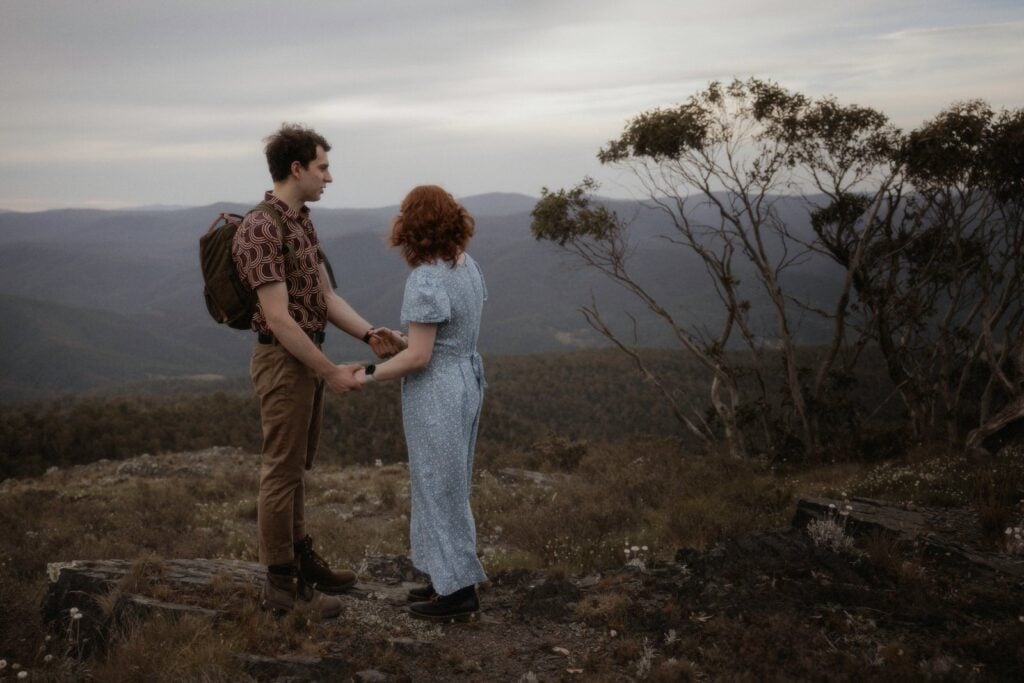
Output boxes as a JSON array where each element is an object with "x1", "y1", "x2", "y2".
[
  {"x1": 324, "y1": 363, "x2": 363, "y2": 394},
  {"x1": 369, "y1": 327, "x2": 407, "y2": 359}
]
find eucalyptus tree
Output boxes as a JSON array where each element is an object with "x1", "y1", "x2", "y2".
[{"x1": 533, "y1": 78, "x2": 1023, "y2": 458}]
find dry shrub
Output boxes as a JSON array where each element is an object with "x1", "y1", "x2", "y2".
[
  {"x1": 974, "y1": 469, "x2": 1022, "y2": 548},
  {"x1": 302, "y1": 511, "x2": 408, "y2": 568},
  {"x1": 90, "y1": 614, "x2": 244, "y2": 682},
  {"x1": 119, "y1": 553, "x2": 167, "y2": 595},
  {"x1": 209, "y1": 466, "x2": 260, "y2": 499},
  {"x1": 227, "y1": 599, "x2": 327, "y2": 656},
  {"x1": 666, "y1": 460, "x2": 792, "y2": 550},
  {"x1": 607, "y1": 636, "x2": 645, "y2": 665},
  {"x1": 854, "y1": 444, "x2": 1024, "y2": 508},
  {"x1": 863, "y1": 529, "x2": 903, "y2": 576},
  {"x1": 692, "y1": 611, "x2": 861, "y2": 680},
  {"x1": 234, "y1": 498, "x2": 258, "y2": 521},
  {"x1": 481, "y1": 438, "x2": 795, "y2": 570},
  {"x1": 574, "y1": 591, "x2": 632, "y2": 630},
  {"x1": 481, "y1": 434, "x2": 588, "y2": 472},
  {"x1": 649, "y1": 658, "x2": 701, "y2": 682},
  {"x1": 375, "y1": 476, "x2": 399, "y2": 511},
  {"x1": 863, "y1": 530, "x2": 929, "y2": 584},
  {"x1": 496, "y1": 482, "x2": 637, "y2": 572},
  {"x1": 666, "y1": 495, "x2": 733, "y2": 550},
  {"x1": 206, "y1": 572, "x2": 256, "y2": 613}
]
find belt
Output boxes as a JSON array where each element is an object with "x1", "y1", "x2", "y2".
[{"x1": 257, "y1": 330, "x2": 326, "y2": 345}]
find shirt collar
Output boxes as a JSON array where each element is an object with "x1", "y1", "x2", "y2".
[{"x1": 263, "y1": 191, "x2": 310, "y2": 220}]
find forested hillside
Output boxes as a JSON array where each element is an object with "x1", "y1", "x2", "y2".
[{"x1": 0, "y1": 194, "x2": 838, "y2": 400}]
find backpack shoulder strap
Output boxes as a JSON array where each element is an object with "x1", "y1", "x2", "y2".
[{"x1": 251, "y1": 200, "x2": 286, "y2": 239}]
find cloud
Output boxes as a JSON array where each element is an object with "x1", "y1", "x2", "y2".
[{"x1": 1, "y1": 1, "x2": 1022, "y2": 209}]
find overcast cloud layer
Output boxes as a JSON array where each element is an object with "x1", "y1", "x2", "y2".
[{"x1": 1, "y1": 0, "x2": 1022, "y2": 211}]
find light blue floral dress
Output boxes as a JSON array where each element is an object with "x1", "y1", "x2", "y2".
[{"x1": 400, "y1": 253, "x2": 488, "y2": 596}]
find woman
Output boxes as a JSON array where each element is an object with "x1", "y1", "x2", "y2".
[{"x1": 354, "y1": 185, "x2": 488, "y2": 621}]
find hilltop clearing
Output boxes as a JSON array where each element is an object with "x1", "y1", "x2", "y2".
[{"x1": 2, "y1": 446, "x2": 1022, "y2": 680}]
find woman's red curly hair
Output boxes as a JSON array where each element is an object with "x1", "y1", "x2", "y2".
[{"x1": 390, "y1": 185, "x2": 475, "y2": 267}]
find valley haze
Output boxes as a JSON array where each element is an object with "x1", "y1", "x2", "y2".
[{"x1": 0, "y1": 192, "x2": 840, "y2": 401}]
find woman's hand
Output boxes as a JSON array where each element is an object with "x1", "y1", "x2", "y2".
[
  {"x1": 369, "y1": 327, "x2": 408, "y2": 358},
  {"x1": 356, "y1": 323, "x2": 436, "y2": 383}
]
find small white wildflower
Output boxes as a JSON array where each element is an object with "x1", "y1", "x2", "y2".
[
  {"x1": 43, "y1": 655, "x2": 53, "y2": 663},
  {"x1": 68, "y1": 607, "x2": 79, "y2": 616},
  {"x1": 641, "y1": 545, "x2": 649, "y2": 552},
  {"x1": 609, "y1": 629, "x2": 618, "y2": 638},
  {"x1": 829, "y1": 503, "x2": 836, "y2": 509},
  {"x1": 72, "y1": 612, "x2": 83, "y2": 621},
  {"x1": 0, "y1": 659, "x2": 7, "y2": 669},
  {"x1": 631, "y1": 545, "x2": 640, "y2": 552},
  {"x1": 374, "y1": 459, "x2": 383, "y2": 468},
  {"x1": 17, "y1": 671, "x2": 28, "y2": 680}
]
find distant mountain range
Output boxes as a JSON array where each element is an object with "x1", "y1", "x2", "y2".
[{"x1": 0, "y1": 192, "x2": 842, "y2": 400}]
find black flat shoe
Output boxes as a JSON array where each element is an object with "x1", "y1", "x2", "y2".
[
  {"x1": 408, "y1": 585, "x2": 479, "y2": 622},
  {"x1": 406, "y1": 582, "x2": 436, "y2": 602}
]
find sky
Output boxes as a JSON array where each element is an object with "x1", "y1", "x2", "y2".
[{"x1": 1, "y1": 0, "x2": 1022, "y2": 212}]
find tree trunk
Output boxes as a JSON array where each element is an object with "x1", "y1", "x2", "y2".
[{"x1": 965, "y1": 394, "x2": 1024, "y2": 453}]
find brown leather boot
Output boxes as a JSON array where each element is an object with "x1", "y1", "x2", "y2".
[
  {"x1": 261, "y1": 569, "x2": 342, "y2": 620},
  {"x1": 294, "y1": 535, "x2": 357, "y2": 594}
]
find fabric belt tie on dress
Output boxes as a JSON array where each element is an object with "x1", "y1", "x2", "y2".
[
  {"x1": 470, "y1": 352, "x2": 487, "y2": 390},
  {"x1": 430, "y1": 349, "x2": 486, "y2": 389},
  {"x1": 257, "y1": 330, "x2": 325, "y2": 345}
]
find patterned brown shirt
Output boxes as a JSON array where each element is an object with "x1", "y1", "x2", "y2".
[{"x1": 231, "y1": 192, "x2": 329, "y2": 334}]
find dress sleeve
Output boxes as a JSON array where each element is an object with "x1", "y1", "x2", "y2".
[
  {"x1": 473, "y1": 257, "x2": 488, "y2": 302},
  {"x1": 401, "y1": 267, "x2": 451, "y2": 324}
]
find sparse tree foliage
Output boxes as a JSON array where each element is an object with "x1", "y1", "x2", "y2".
[
  {"x1": 872, "y1": 102, "x2": 1024, "y2": 449},
  {"x1": 532, "y1": 78, "x2": 1024, "y2": 458}
]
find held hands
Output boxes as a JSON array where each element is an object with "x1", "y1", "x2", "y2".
[
  {"x1": 368, "y1": 327, "x2": 408, "y2": 359},
  {"x1": 324, "y1": 363, "x2": 363, "y2": 394}
]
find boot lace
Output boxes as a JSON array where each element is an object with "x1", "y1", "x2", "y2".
[{"x1": 297, "y1": 536, "x2": 331, "y2": 572}]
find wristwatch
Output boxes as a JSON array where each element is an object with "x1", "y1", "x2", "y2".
[{"x1": 365, "y1": 364, "x2": 377, "y2": 382}]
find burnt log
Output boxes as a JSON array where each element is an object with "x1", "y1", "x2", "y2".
[{"x1": 793, "y1": 496, "x2": 1024, "y2": 578}]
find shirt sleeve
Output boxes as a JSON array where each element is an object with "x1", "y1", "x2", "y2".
[
  {"x1": 232, "y1": 209, "x2": 284, "y2": 290},
  {"x1": 401, "y1": 267, "x2": 451, "y2": 324}
]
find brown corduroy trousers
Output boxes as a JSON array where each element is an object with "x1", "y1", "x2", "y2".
[{"x1": 250, "y1": 342, "x2": 325, "y2": 567}]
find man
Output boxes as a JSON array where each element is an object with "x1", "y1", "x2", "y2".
[{"x1": 232, "y1": 123, "x2": 398, "y2": 618}]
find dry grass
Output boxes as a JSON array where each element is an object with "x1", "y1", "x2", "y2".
[
  {"x1": 476, "y1": 439, "x2": 801, "y2": 572},
  {"x1": 5, "y1": 435, "x2": 1023, "y2": 679},
  {"x1": 852, "y1": 442, "x2": 1024, "y2": 508},
  {"x1": 89, "y1": 614, "x2": 245, "y2": 682}
]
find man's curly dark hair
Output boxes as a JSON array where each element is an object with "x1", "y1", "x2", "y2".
[{"x1": 264, "y1": 123, "x2": 331, "y2": 182}]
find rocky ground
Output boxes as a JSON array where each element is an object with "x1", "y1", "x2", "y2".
[{"x1": 6, "y1": 449, "x2": 1024, "y2": 681}]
